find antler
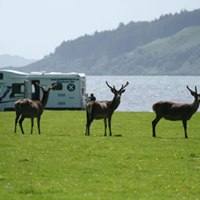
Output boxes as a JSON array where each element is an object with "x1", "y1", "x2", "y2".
[
  {"x1": 106, "y1": 81, "x2": 129, "y2": 92},
  {"x1": 187, "y1": 85, "x2": 197, "y2": 94},
  {"x1": 35, "y1": 82, "x2": 44, "y2": 89},
  {"x1": 119, "y1": 81, "x2": 129, "y2": 91},
  {"x1": 35, "y1": 82, "x2": 57, "y2": 91},
  {"x1": 106, "y1": 81, "x2": 115, "y2": 90},
  {"x1": 49, "y1": 83, "x2": 57, "y2": 90}
]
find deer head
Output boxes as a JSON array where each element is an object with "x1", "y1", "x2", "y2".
[
  {"x1": 35, "y1": 82, "x2": 57, "y2": 106},
  {"x1": 106, "y1": 81, "x2": 129, "y2": 101},
  {"x1": 186, "y1": 86, "x2": 200, "y2": 102}
]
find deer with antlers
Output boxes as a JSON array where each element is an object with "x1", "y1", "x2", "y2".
[
  {"x1": 85, "y1": 81, "x2": 129, "y2": 136},
  {"x1": 152, "y1": 86, "x2": 200, "y2": 138},
  {"x1": 14, "y1": 82, "x2": 56, "y2": 134}
]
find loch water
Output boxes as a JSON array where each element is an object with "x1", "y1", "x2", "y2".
[{"x1": 86, "y1": 76, "x2": 200, "y2": 112}]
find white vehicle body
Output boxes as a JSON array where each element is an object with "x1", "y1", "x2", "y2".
[{"x1": 0, "y1": 70, "x2": 86, "y2": 111}]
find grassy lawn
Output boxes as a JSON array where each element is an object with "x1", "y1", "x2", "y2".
[{"x1": 0, "y1": 110, "x2": 200, "y2": 199}]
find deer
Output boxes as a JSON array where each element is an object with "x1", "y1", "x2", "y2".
[
  {"x1": 152, "y1": 86, "x2": 200, "y2": 138},
  {"x1": 85, "y1": 81, "x2": 129, "y2": 136},
  {"x1": 14, "y1": 82, "x2": 56, "y2": 134}
]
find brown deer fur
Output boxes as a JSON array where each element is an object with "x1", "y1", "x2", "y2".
[
  {"x1": 85, "y1": 81, "x2": 129, "y2": 136},
  {"x1": 152, "y1": 86, "x2": 200, "y2": 138},
  {"x1": 14, "y1": 83, "x2": 56, "y2": 134}
]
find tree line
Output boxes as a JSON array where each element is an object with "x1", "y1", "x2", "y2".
[{"x1": 23, "y1": 9, "x2": 200, "y2": 75}]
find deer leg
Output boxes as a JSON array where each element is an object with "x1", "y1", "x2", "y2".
[
  {"x1": 108, "y1": 116, "x2": 112, "y2": 136},
  {"x1": 85, "y1": 116, "x2": 94, "y2": 136},
  {"x1": 152, "y1": 116, "x2": 161, "y2": 137},
  {"x1": 85, "y1": 124, "x2": 88, "y2": 136},
  {"x1": 19, "y1": 116, "x2": 25, "y2": 134},
  {"x1": 104, "y1": 118, "x2": 107, "y2": 136},
  {"x1": 182, "y1": 120, "x2": 188, "y2": 138},
  {"x1": 31, "y1": 118, "x2": 34, "y2": 134},
  {"x1": 14, "y1": 113, "x2": 20, "y2": 133},
  {"x1": 85, "y1": 123, "x2": 88, "y2": 136},
  {"x1": 85, "y1": 112, "x2": 90, "y2": 136},
  {"x1": 37, "y1": 116, "x2": 41, "y2": 134},
  {"x1": 87, "y1": 120, "x2": 92, "y2": 136}
]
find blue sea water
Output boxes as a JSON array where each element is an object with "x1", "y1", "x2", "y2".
[{"x1": 86, "y1": 76, "x2": 200, "y2": 112}]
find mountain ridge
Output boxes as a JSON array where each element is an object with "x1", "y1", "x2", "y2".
[{"x1": 14, "y1": 9, "x2": 200, "y2": 75}]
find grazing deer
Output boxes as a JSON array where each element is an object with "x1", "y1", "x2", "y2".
[
  {"x1": 14, "y1": 82, "x2": 56, "y2": 134},
  {"x1": 85, "y1": 81, "x2": 129, "y2": 136},
  {"x1": 152, "y1": 86, "x2": 200, "y2": 138}
]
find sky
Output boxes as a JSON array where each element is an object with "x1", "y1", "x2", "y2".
[{"x1": 0, "y1": 0, "x2": 200, "y2": 60}]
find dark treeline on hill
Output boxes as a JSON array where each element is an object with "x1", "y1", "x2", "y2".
[{"x1": 22, "y1": 9, "x2": 200, "y2": 75}]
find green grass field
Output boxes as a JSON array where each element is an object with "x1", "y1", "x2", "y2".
[{"x1": 0, "y1": 111, "x2": 200, "y2": 200}]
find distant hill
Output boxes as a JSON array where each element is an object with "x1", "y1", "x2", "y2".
[
  {"x1": 0, "y1": 54, "x2": 36, "y2": 68},
  {"x1": 21, "y1": 9, "x2": 200, "y2": 75},
  {"x1": 108, "y1": 26, "x2": 200, "y2": 75}
]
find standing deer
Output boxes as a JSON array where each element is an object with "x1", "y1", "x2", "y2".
[
  {"x1": 152, "y1": 86, "x2": 200, "y2": 138},
  {"x1": 85, "y1": 81, "x2": 129, "y2": 136},
  {"x1": 14, "y1": 82, "x2": 56, "y2": 134}
]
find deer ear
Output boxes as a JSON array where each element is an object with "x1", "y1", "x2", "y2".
[{"x1": 121, "y1": 89, "x2": 126, "y2": 93}]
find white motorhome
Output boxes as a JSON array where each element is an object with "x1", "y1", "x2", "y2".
[{"x1": 0, "y1": 70, "x2": 86, "y2": 111}]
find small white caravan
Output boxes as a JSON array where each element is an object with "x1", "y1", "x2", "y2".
[{"x1": 0, "y1": 70, "x2": 86, "y2": 111}]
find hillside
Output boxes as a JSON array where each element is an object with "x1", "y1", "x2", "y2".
[
  {"x1": 109, "y1": 26, "x2": 200, "y2": 75},
  {"x1": 0, "y1": 54, "x2": 36, "y2": 68},
  {"x1": 21, "y1": 9, "x2": 200, "y2": 75}
]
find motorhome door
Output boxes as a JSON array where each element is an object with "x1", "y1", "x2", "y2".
[
  {"x1": 31, "y1": 80, "x2": 40, "y2": 100},
  {"x1": 24, "y1": 80, "x2": 32, "y2": 99}
]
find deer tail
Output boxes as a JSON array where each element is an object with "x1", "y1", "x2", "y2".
[
  {"x1": 15, "y1": 100, "x2": 21, "y2": 111},
  {"x1": 86, "y1": 102, "x2": 93, "y2": 115},
  {"x1": 14, "y1": 99, "x2": 25, "y2": 112}
]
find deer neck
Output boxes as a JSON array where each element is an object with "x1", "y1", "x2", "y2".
[
  {"x1": 41, "y1": 92, "x2": 49, "y2": 107},
  {"x1": 111, "y1": 96, "x2": 121, "y2": 110},
  {"x1": 192, "y1": 99, "x2": 200, "y2": 113}
]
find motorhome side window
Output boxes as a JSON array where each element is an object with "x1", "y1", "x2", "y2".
[
  {"x1": 10, "y1": 83, "x2": 24, "y2": 98},
  {"x1": 52, "y1": 82, "x2": 62, "y2": 90},
  {"x1": 0, "y1": 73, "x2": 3, "y2": 80}
]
